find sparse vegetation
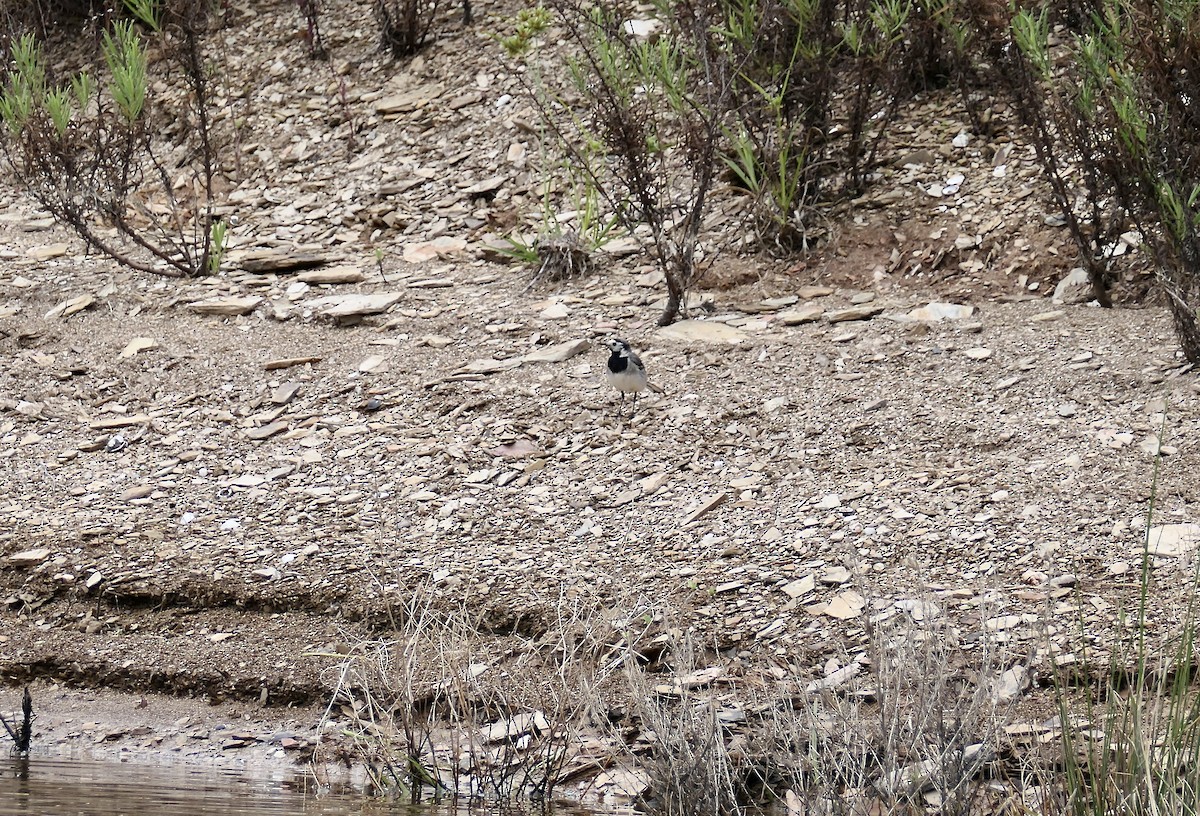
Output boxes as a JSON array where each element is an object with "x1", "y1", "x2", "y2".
[
  {"x1": 996, "y1": 0, "x2": 1200, "y2": 357},
  {"x1": 296, "y1": 0, "x2": 327, "y2": 59},
  {"x1": 309, "y1": 585, "x2": 1034, "y2": 815},
  {"x1": 1032, "y1": 415, "x2": 1200, "y2": 815},
  {"x1": 0, "y1": 0, "x2": 220, "y2": 277},
  {"x1": 504, "y1": 0, "x2": 738, "y2": 325},
  {"x1": 4, "y1": 0, "x2": 1200, "y2": 811},
  {"x1": 0, "y1": 687, "x2": 33, "y2": 756},
  {"x1": 375, "y1": 0, "x2": 471, "y2": 59}
]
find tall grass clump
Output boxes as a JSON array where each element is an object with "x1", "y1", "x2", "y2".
[
  {"x1": 313, "y1": 584, "x2": 660, "y2": 804},
  {"x1": 1040, "y1": 416, "x2": 1200, "y2": 814},
  {"x1": 615, "y1": 598, "x2": 1018, "y2": 816}
]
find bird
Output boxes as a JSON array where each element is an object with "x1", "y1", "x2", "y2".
[{"x1": 604, "y1": 337, "x2": 664, "y2": 415}]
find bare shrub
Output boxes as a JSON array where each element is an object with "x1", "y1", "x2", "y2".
[
  {"x1": 1035, "y1": 444, "x2": 1200, "y2": 815},
  {"x1": 531, "y1": 230, "x2": 591, "y2": 283},
  {"x1": 507, "y1": 0, "x2": 736, "y2": 326},
  {"x1": 314, "y1": 583, "x2": 660, "y2": 803},
  {"x1": 0, "y1": 0, "x2": 222, "y2": 277},
  {"x1": 0, "y1": 687, "x2": 33, "y2": 756},
  {"x1": 295, "y1": 0, "x2": 325, "y2": 59},
  {"x1": 784, "y1": 614, "x2": 1011, "y2": 815},
  {"x1": 613, "y1": 596, "x2": 1019, "y2": 816},
  {"x1": 620, "y1": 638, "x2": 740, "y2": 816},
  {"x1": 987, "y1": 0, "x2": 1200, "y2": 358}
]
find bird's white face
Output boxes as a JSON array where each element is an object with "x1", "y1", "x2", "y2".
[{"x1": 605, "y1": 338, "x2": 629, "y2": 354}]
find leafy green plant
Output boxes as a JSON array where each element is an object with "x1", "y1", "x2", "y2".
[
  {"x1": 713, "y1": 0, "x2": 833, "y2": 251},
  {"x1": 505, "y1": 164, "x2": 623, "y2": 284},
  {"x1": 0, "y1": 0, "x2": 221, "y2": 278},
  {"x1": 838, "y1": 0, "x2": 912, "y2": 192},
  {"x1": 207, "y1": 218, "x2": 227, "y2": 276},
  {"x1": 373, "y1": 247, "x2": 389, "y2": 282},
  {"x1": 997, "y1": 0, "x2": 1200, "y2": 354},
  {"x1": 497, "y1": 4, "x2": 551, "y2": 57},
  {"x1": 998, "y1": 3, "x2": 1123, "y2": 309}
]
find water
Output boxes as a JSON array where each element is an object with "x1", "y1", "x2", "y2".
[{"x1": 0, "y1": 756, "x2": 608, "y2": 815}]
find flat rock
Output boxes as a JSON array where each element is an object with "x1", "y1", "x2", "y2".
[
  {"x1": 805, "y1": 661, "x2": 863, "y2": 693},
  {"x1": 680, "y1": 492, "x2": 727, "y2": 526},
  {"x1": 657, "y1": 320, "x2": 748, "y2": 344},
  {"x1": 822, "y1": 590, "x2": 866, "y2": 619},
  {"x1": 89, "y1": 414, "x2": 150, "y2": 429},
  {"x1": 402, "y1": 237, "x2": 467, "y2": 263},
  {"x1": 964, "y1": 347, "x2": 993, "y2": 361},
  {"x1": 120, "y1": 337, "x2": 158, "y2": 358},
  {"x1": 189, "y1": 296, "x2": 263, "y2": 316},
  {"x1": 408, "y1": 277, "x2": 455, "y2": 288},
  {"x1": 263, "y1": 356, "x2": 321, "y2": 370},
  {"x1": 245, "y1": 421, "x2": 288, "y2": 441},
  {"x1": 306, "y1": 292, "x2": 403, "y2": 318},
  {"x1": 796, "y1": 285, "x2": 835, "y2": 299},
  {"x1": 27, "y1": 242, "x2": 70, "y2": 260},
  {"x1": 296, "y1": 266, "x2": 364, "y2": 284},
  {"x1": 45, "y1": 294, "x2": 95, "y2": 320},
  {"x1": 539, "y1": 302, "x2": 571, "y2": 319},
  {"x1": 358, "y1": 355, "x2": 389, "y2": 373},
  {"x1": 488, "y1": 440, "x2": 542, "y2": 459},
  {"x1": 120, "y1": 485, "x2": 154, "y2": 501},
  {"x1": 238, "y1": 250, "x2": 327, "y2": 274},
  {"x1": 820, "y1": 566, "x2": 852, "y2": 585},
  {"x1": 9, "y1": 547, "x2": 51, "y2": 565},
  {"x1": 778, "y1": 304, "x2": 824, "y2": 325},
  {"x1": 760, "y1": 296, "x2": 797, "y2": 309},
  {"x1": 780, "y1": 575, "x2": 815, "y2": 599},
  {"x1": 271, "y1": 382, "x2": 301, "y2": 404},
  {"x1": 598, "y1": 237, "x2": 641, "y2": 257},
  {"x1": 825, "y1": 305, "x2": 884, "y2": 323},
  {"x1": 461, "y1": 358, "x2": 523, "y2": 374},
  {"x1": 896, "y1": 148, "x2": 936, "y2": 166},
  {"x1": 992, "y1": 666, "x2": 1030, "y2": 703},
  {"x1": 465, "y1": 175, "x2": 506, "y2": 195},
  {"x1": 1054, "y1": 267, "x2": 1094, "y2": 305},
  {"x1": 374, "y1": 83, "x2": 443, "y2": 114},
  {"x1": 523, "y1": 339, "x2": 590, "y2": 363}
]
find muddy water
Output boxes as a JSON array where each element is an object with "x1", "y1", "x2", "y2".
[{"x1": 0, "y1": 756, "x2": 609, "y2": 815}]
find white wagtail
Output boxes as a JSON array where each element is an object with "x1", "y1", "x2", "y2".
[{"x1": 604, "y1": 338, "x2": 664, "y2": 415}]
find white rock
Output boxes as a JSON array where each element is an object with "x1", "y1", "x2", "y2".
[
  {"x1": 306, "y1": 292, "x2": 404, "y2": 318},
  {"x1": 992, "y1": 665, "x2": 1030, "y2": 702},
  {"x1": 1053, "y1": 268, "x2": 1094, "y2": 305},
  {"x1": 9, "y1": 547, "x2": 51, "y2": 565},
  {"x1": 908, "y1": 302, "x2": 975, "y2": 322},
  {"x1": 1146, "y1": 524, "x2": 1200, "y2": 557}
]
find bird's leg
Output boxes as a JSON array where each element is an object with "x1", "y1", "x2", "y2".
[{"x1": 631, "y1": 391, "x2": 638, "y2": 415}]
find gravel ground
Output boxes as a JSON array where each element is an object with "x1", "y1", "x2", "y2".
[{"x1": 1, "y1": 0, "x2": 1199, "y2": 794}]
